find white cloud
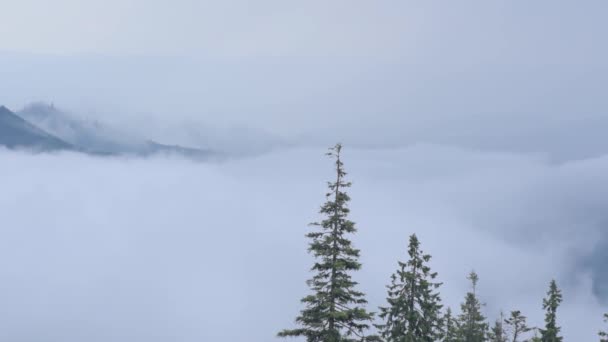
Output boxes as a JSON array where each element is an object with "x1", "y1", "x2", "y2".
[{"x1": 0, "y1": 145, "x2": 605, "y2": 340}]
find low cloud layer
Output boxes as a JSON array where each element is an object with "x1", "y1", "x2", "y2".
[{"x1": 0, "y1": 145, "x2": 605, "y2": 341}]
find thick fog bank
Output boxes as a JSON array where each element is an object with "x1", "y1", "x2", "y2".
[{"x1": 0, "y1": 145, "x2": 606, "y2": 341}]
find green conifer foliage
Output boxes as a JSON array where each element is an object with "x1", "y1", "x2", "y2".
[
  {"x1": 376, "y1": 234, "x2": 443, "y2": 342},
  {"x1": 539, "y1": 280, "x2": 563, "y2": 342},
  {"x1": 599, "y1": 313, "x2": 608, "y2": 342},
  {"x1": 505, "y1": 310, "x2": 531, "y2": 342},
  {"x1": 278, "y1": 144, "x2": 378, "y2": 342},
  {"x1": 456, "y1": 271, "x2": 489, "y2": 342},
  {"x1": 442, "y1": 308, "x2": 459, "y2": 342},
  {"x1": 488, "y1": 312, "x2": 508, "y2": 342}
]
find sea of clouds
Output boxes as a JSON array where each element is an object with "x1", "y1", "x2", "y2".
[
  {"x1": 0, "y1": 145, "x2": 606, "y2": 341},
  {"x1": 2, "y1": 1, "x2": 607, "y2": 340}
]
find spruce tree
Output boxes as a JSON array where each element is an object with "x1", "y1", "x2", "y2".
[
  {"x1": 504, "y1": 310, "x2": 531, "y2": 342},
  {"x1": 600, "y1": 313, "x2": 608, "y2": 342},
  {"x1": 488, "y1": 312, "x2": 508, "y2": 342},
  {"x1": 278, "y1": 144, "x2": 378, "y2": 342},
  {"x1": 442, "y1": 308, "x2": 459, "y2": 342},
  {"x1": 456, "y1": 271, "x2": 489, "y2": 342},
  {"x1": 376, "y1": 234, "x2": 443, "y2": 341},
  {"x1": 539, "y1": 280, "x2": 563, "y2": 342}
]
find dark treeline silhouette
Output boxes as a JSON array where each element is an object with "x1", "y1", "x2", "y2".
[{"x1": 279, "y1": 144, "x2": 606, "y2": 342}]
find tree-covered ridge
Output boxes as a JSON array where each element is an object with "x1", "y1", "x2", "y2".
[{"x1": 280, "y1": 145, "x2": 605, "y2": 342}]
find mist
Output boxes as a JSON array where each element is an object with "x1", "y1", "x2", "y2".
[
  {"x1": 1, "y1": 1, "x2": 607, "y2": 340},
  {"x1": 0, "y1": 145, "x2": 605, "y2": 341}
]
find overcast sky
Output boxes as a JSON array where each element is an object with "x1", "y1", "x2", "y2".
[
  {"x1": 1, "y1": 1, "x2": 608, "y2": 340},
  {"x1": 2, "y1": 0, "x2": 608, "y2": 159}
]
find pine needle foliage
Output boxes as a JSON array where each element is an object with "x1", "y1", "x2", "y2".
[
  {"x1": 376, "y1": 234, "x2": 443, "y2": 342},
  {"x1": 442, "y1": 307, "x2": 459, "y2": 342},
  {"x1": 539, "y1": 280, "x2": 563, "y2": 342},
  {"x1": 278, "y1": 144, "x2": 378, "y2": 342},
  {"x1": 505, "y1": 310, "x2": 532, "y2": 342},
  {"x1": 488, "y1": 312, "x2": 508, "y2": 342},
  {"x1": 456, "y1": 271, "x2": 489, "y2": 342}
]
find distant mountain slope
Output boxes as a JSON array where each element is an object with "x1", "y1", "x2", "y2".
[
  {"x1": 0, "y1": 106, "x2": 73, "y2": 151},
  {"x1": 18, "y1": 103, "x2": 214, "y2": 160}
]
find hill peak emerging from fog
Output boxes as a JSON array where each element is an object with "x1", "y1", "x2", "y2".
[
  {"x1": 0, "y1": 105, "x2": 74, "y2": 151},
  {"x1": 0, "y1": 103, "x2": 214, "y2": 160}
]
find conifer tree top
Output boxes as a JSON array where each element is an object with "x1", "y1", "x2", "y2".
[
  {"x1": 278, "y1": 144, "x2": 377, "y2": 342},
  {"x1": 456, "y1": 270, "x2": 488, "y2": 342},
  {"x1": 377, "y1": 234, "x2": 443, "y2": 342},
  {"x1": 539, "y1": 279, "x2": 563, "y2": 342}
]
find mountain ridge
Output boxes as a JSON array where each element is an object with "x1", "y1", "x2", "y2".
[
  {"x1": 0, "y1": 105, "x2": 74, "y2": 151},
  {"x1": 1, "y1": 104, "x2": 214, "y2": 160}
]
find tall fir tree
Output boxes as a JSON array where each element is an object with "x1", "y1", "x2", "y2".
[
  {"x1": 488, "y1": 311, "x2": 508, "y2": 342},
  {"x1": 442, "y1": 308, "x2": 459, "y2": 342},
  {"x1": 504, "y1": 310, "x2": 531, "y2": 342},
  {"x1": 376, "y1": 234, "x2": 443, "y2": 342},
  {"x1": 278, "y1": 144, "x2": 378, "y2": 342},
  {"x1": 456, "y1": 271, "x2": 489, "y2": 342},
  {"x1": 539, "y1": 280, "x2": 563, "y2": 342},
  {"x1": 600, "y1": 313, "x2": 608, "y2": 342}
]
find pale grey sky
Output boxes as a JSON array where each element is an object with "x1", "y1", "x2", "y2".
[
  {"x1": 2, "y1": 1, "x2": 607, "y2": 160},
  {"x1": 2, "y1": 1, "x2": 606, "y2": 61},
  {"x1": 1, "y1": 0, "x2": 419, "y2": 57}
]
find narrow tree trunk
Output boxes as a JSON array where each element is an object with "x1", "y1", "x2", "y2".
[{"x1": 328, "y1": 148, "x2": 342, "y2": 334}]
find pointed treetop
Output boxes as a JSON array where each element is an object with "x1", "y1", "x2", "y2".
[
  {"x1": 539, "y1": 279, "x2": 563, "y2": 342},
  {"x1": 327, "y1": 143, "x2": 343, "y2": 156},
  {"x1": 376, "y1": 233, "x2": 443, "y2": 341},
  {"x1": 468, "y1": 270, "x2": 479, "y2": 293},
  {"x1": 456, "y1": 271, "x2": 488, "y2": 342},
  {"x1": 278, "y1": 144, "x2": 377, "y2": 342}
]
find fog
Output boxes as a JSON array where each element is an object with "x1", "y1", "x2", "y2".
[
  {"x1": 1, "y1": 1, "x2": 607, "y2": 340},
  {"x1": 0, "y1": 145, "x2": 606, "y2": 340}
]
